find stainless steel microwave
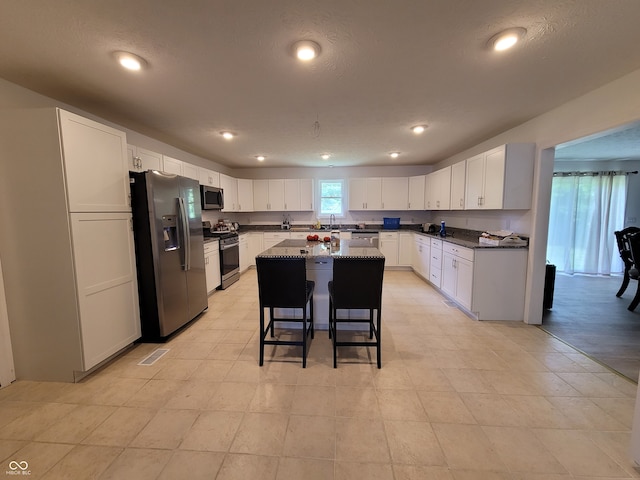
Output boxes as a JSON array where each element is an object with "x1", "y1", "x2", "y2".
[{"x1": 200, "y1": 185, "x2": 224, "y2": 210}]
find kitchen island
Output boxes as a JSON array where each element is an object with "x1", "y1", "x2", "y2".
[{"x1": 256, "y1": 239, "x2": 384, "y2": 330}]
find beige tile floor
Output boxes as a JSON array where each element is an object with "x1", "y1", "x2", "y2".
[{"x1": 2, "y1": 270, "x2": 640, "y2": 479}]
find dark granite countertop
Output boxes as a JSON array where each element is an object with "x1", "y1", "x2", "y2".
[
  {"x1": 239, "y1": 225, "x2": 528, "y2": 250},
  {"x1": 256, "y1": 239, "x2": 384, "y2": 259}
]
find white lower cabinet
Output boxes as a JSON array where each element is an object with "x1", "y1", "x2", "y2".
[
  {"x1": 413, "y1": 234, "x2": 430, "y2": 279},
  {"x1": 398, "y1": 232, "x2": 413, "y2": 266},
  {"x1": 263, "y1": 232, "x2": 290, "y2": 250},
  {"x1": 204, "y1": 241, "x2": 221, "y2": 293},
  {"x1": 379, "y1": 231, "x2": 399, "y2": 267},
  {"x1": 420, "y1": 237, "x2": 528, "y2": 321},
  {"x1": 248, "y1": 233, "x2": 264, "y2": 266},
  {"x1": 429, "y1": 238, "x2": 442, "y2": 288},
  {"x1": 239, "y1": 234, "x2": 250, "y2": 272},
  {"x1": 441, "y1": 244, "x2": 474, "y2": 310},
  {"x1": 70, "y1": 212, "x2": 141, "y2": 371}
]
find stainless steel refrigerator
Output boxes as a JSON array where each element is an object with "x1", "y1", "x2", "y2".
[{"x1": 130, "y1": 171, "x2": 208, "y2": 340}]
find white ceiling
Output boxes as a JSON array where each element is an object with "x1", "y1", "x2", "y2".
[
  {"x1": 2, "y1": 1, "x2": 640, "y2": 169},
  {"x1": 555, "y1": 121, "x2": 640, "y2": 162}
]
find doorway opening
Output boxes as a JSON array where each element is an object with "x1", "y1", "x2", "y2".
[{"x1": 541, "y1": 121, "x2": 640, "y2": 381}]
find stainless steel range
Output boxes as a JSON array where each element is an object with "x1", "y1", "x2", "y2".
[{"x1": 203, "y1": 222, "x2": 240, "y2": 289}]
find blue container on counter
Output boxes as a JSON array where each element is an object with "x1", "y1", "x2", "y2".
[{"x1": 383, "y1": 217, "x2": 400, "y2": 230}]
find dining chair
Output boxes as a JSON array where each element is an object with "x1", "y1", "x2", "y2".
[
  {"x1": 328, "y1": 256, "x2": 385, "y2": 368},
  {"x1": 614, "y1": 227, "x2": 640, "y2": 305},
  {"x1": 626, "y1": 231, "x2": 640, "y2": 311},
  {"x1": 256, "y1": 256, "x2": 314, "y2": 367}
]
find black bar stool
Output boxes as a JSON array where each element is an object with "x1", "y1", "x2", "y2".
[
  {"x1": 256, "y1": 256, "x2": 315, "y2": 367},
  {"x1": 328, "y1": 256, "x2": 385, "y2": 368}
]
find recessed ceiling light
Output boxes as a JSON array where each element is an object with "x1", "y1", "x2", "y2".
[
  {"x1": 256, "y1": 155, "x2": 265, "y2": 161},
  {"x1": 411, "y1": 125, "x2": 427, "y2": 134},
  {"x1": 321, "y1": 154, "x2": 330, "y2": 160},
  {"x1": 113, "y1": 51, "x2": 147, "y2": 71},
  {"x1": 488, "y1": 27, "x2": 527, "y2": 51},
  {"x1": 221, "y1": 131, "x2": 235, "y2": 140},
  {"x1": 292, "y1": 40, "x2": 321, "y2": 61},
  {"x1": 390, "y1": 152, "x2": 400, "y2": 159}
]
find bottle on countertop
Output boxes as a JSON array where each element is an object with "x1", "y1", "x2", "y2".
[{"x1": 439, "y1": 220, "x2": 446, "y2": 237}]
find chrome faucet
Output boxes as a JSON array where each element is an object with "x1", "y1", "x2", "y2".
[{"x1": 329, "y1": 214, "x2": 336, "y2": 230}]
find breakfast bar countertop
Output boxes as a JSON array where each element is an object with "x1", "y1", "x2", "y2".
[{"x1": 256, "y1": 239, "x2": 384, "y2": 259}]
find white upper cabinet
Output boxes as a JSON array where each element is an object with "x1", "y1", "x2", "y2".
[
  {"x1": 58, "y1": 110, "x2": 130, "y2": 213},
  {"x1": 253, "y1": 179, "x2": 269, "y2": 211},
  {"x1": 425, "y1": 166, "x2": 451, "y2": 210},
  {"x1": 220, "y1": 173, "x2": 238, "y2": 212},
  {"x1": 182, "y1": 162, "x2": 199, "y2": 180},
  {"x1": 381, "y1": 177, "x2": 409, "y2": 210},
  {"x1": 253, "y1": 179, "x2": 310, "y2": 211},
  {"x1": 127, "y1": 145, "x2": 162, "y2": 172},
  {"x1": 161, "y1": 155, "x2": 198, "y2": 180},
  {"x1": 198, "y1": 168, "x2": 220, "y2": 187},
  {"x1": 408, "y1": 175, "x2": 425, "y2": 210},
  {"x1": 284, "y1": 179, "x2": 301, "y2": 211},
  {"x1": 253, "y1": 179, "x2": 285, "y2": 211},
  {"x1": 299, "y1": 178, "x2": 314, "y2": 211},
  {"x1": 450, "y1": 161, "x2": 466, "y2": 210},
  {"x1": 464, "y1": 143, "x2": 535, "y2": 210},
  {"x1": 161, "y1": 155, "x2": 182, "y2": 175},
  {"x1": 253, "y1": 178, "x2": 314, "y2": 212},
  {"x1": 348, "y1": 178, "x2": 382, "y2": 210},
  {"x1": 237, "y1": 178, "x2": 254, "y2": 212}
]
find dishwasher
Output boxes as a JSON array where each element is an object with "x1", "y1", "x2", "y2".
[{"x1": 351, "y1": 231, "x2": 379, "y2": 247}]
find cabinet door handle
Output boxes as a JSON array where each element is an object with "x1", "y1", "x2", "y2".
[{"x1": 460, "y1": 198, "x2": 464, "y2": 207}]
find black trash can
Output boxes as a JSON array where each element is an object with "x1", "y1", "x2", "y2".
[{"x1": 543, "y1": 264, "x2": 556, "y2": 309}]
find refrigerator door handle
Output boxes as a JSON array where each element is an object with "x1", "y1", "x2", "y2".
[{"x1": 178, "y1": 196, "x2": 191, "y2": 270}]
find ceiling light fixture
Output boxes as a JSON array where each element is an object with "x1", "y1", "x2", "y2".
[
  {"x1": 113, "y1": 51, "x2": 147, "y2": 71},
  {"x1": 390, "y1": 152, "x2": 400, "y2": 159},
  {"x1": 221, "y1": 131, "x2": 235, "y2": 140},
  {"x1": 488, "y1": 27, "x2": 527, "y2": 51},
  {"x1": 321, "y1": 154, "x2": 330, "y2": 160},
  {"x1": 292, "y1": 40, "x2": 321, "y2": 61},
  {"x1": 256, "y1": 155, "x2": 265, "y2": 161},
  {"x1": 411, "y1": 125, "x2": 427, "y2": 134}
]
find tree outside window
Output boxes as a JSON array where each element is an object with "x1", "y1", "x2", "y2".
[{"x1": 319, "y1": 180, "x2": 344, "y2": 217}]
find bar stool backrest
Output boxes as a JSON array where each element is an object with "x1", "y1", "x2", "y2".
[
  {"x1": 256, "y1": 257, "x2": 308, "y2": 308},
  {"x1": 331, "y1": 257, "x2": 385, "y2": 309}
]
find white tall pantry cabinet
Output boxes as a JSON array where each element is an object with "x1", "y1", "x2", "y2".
[{"x1": 0, "y1": 108, "x2": 140, "y2": 382}]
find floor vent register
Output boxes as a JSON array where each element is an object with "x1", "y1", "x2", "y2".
[{"x1": 137, "y1": 348, "x2": 170, "y2": 366}]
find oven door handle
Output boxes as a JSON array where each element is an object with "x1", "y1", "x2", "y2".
[{"x1": 220, "y1": 242, "x2": 239, "y2": 250}]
